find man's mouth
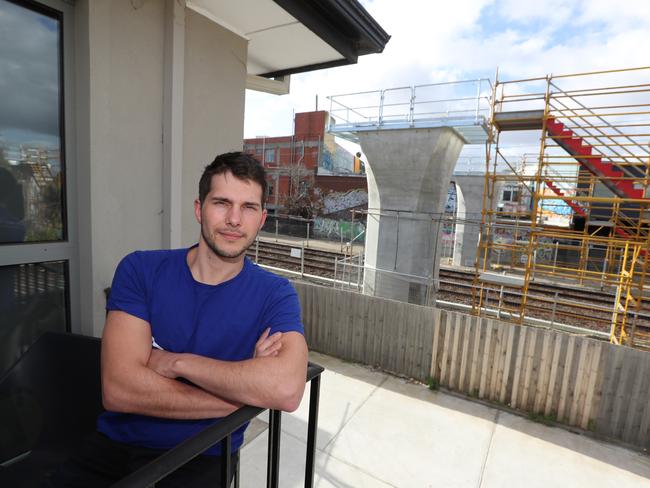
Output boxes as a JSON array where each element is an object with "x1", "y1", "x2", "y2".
[{"x1": 219, "y1": 231, "x2": 244, "y2": 241}]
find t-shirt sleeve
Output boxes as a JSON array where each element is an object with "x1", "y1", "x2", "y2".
[
  {"x1": 106, "y1": 252, "x2": 150, "y2": 323},
  {"x1": 263, "y1": 279, "x2": 304, "y2": 336}
]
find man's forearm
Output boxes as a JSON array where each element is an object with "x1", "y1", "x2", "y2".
[
  {"x1": 102, "y1": 363, "x2": 241, "y2": 419},
  {"x1": 158, "y1": 333, "x2": 308, "y2": 412},
  {"x1": 175, "y1": 356, "x2": 305, "y2": 411}
]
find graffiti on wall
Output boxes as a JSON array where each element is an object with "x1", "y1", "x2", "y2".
[
  {"x1": 320, "y1": 139, "x2": 356, "y2": 174},
  {"x1": 314, "y1": 217, "x2": 365, "y2": 241},
  {"x1": 322, "y1": 189, "x2": 368, "y2": 215},
  {"x1": 491, "y1": 226, "x2": 556, "y2": 264},
  {"x1": 445, "y1": 183, "x2": 457, "y2": 213}
]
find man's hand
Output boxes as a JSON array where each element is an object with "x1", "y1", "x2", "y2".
[
  {"x1": 148, "y1": 349, "x2": 180, "y2": 378},
  {"x1": 254, "y1": 327, "x2": 283, "y2": 358}
]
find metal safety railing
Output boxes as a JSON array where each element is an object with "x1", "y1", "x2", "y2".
[{"x1": 327, "y1": 79, "x2": 493, "y2": 130}]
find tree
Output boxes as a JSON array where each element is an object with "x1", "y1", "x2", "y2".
[{"x1": 283, "y1": 162, "x2": 322, "y2": 219}]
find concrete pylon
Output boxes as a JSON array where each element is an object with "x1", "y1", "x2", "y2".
[
  {"x1": 358, "y1": 127, "x2": 464, "y2": 304},
  {"x1": 452, "y1": 174, "x2": 504, "y2": 268},
  {"x1": 452, "y1": 181, "x2": 465, "y2": 267}
]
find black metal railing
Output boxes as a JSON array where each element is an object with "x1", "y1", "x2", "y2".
[{"x1": 111, "y1": 363, "x2": 324, "y2": 488}]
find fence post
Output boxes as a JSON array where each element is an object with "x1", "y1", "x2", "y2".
[
  {"x1": 275, "y1": 219, "x2": 279, "y2": 241},
  {"x1": 306, "y1": 222, "x2": 310, "y2": 247},
  {"x1": 301, "y1": 241, "x2": 305, "y2": 278}
]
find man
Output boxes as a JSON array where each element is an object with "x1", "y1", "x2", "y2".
[{"x1": 47, "y1": 152, "x2": 308, "y2": 487}]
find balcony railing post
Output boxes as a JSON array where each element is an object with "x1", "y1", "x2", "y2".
[
  {"x1": 266, "y1": 410, "x2": 282, "y2": 488},
  {"x1": 409, "y1": 86, "x2": 415, "y2": 125},
  {"x1": 378, "y1": 90, "x2": 385, "y2": 125},
  {"x1": 220, "y1": 434, "x2": 232, "y2": 487},
  {"x1": 304, "y1": 374, "x2": 321, "y2": 488}
]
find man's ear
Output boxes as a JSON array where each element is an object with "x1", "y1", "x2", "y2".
[
  {"x1": 259, "y1": 208, "x2": 268, "y2": 230},
  {"x1": 194, "y1": 199, "x2": 202, "y2": 224}
]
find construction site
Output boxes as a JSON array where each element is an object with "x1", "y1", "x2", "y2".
[
  {"x1": 240, "y1": 65, "x2": 650, "y2": 457},
  {"x1": 255, "y1": 66, "x2": 650, "y2": 352},
  {"x1": 472, "y1": 66, "x2": 650, "y2": 350}
]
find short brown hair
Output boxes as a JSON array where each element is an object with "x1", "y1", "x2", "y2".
[{"x1": 199, "y1": 152, "x2": 267, "y2": 207}]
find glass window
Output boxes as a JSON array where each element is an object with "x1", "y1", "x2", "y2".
[
  {"x1": 0, "y1": 260, "x2": 68, "y2": 376},
  {"x1": 0, "y1": 0, "x2": 64, "y2": 244},
  {"x1": 265, "y1": 148, "x2": 275, "y2": 163}
]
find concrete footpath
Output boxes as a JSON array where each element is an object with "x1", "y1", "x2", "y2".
[{"x1": 239, "y1": 352, "x2": 650, "y2": 487}]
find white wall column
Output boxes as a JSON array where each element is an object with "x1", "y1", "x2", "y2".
[{"x1": 162, "y1": 0, "x2": 185, "y2": 249}]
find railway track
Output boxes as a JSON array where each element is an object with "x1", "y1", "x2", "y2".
[
  {"x1": 246, "y1": 239, "x2": 340, "y2": 276},
  {"x1": 438, "y1": 268, "x2": 650, "y2": 333},
  {"x1": 247, "y1": 239, "x2": 650, "y2": 336}
]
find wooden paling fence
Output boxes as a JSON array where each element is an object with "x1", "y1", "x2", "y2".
[{"x1": 294, "y1": 282, "x2": 650, "y2": 449}]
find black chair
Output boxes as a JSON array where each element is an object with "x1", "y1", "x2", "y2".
[{"x1": 0, "y1": 332, "x2": 104, "y2": 487}]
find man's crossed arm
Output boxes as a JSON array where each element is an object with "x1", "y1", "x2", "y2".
[{"x1": 101, "y1": 310, "x2": 308, "y2": 419}]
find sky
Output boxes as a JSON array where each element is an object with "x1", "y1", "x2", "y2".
[
  {"x1": 244, "y1": 0, "x2": 650, "y2": 165},
  {"x1": 2, "y1": 0, "x2": 648, "y2": 158},
  {"x1": 0, "y1": 0, "x2": 60, "y2": 150}
]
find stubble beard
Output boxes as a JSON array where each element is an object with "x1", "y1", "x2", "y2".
[{"x1": 201, "y1": 223, "x2": 256, "y2": 259}]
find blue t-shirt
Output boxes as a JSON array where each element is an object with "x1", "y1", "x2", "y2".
[{"x1": 97, "y1": 247, "x2": 304, "y2": 455}]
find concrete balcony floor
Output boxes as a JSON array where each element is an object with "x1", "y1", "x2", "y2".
[{"x1": 240, "y1": 352, "x2": 650, "y2": 487}]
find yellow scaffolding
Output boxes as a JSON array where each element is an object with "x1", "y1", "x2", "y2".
[{"x1": 472, "y1": 66, "x2": 650, "y2": 349}]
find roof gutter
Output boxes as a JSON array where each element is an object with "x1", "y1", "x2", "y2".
[{"x1": 262, "y1": 0, "x2": 390, "y2": 78}]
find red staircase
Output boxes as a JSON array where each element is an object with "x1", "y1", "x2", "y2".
[
  {"x1": 545, "y1": 116, "x2": 645, "y2": 199},
  {"x1": 543, "y1": 179, "x2": 587, "y2": 217}
]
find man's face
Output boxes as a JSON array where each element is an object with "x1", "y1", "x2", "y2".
[{"x1": 195, "y1": 171, "x2": 267, "y2": 260}]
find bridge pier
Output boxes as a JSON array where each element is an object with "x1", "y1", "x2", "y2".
[{"x1": 359, "y1": 127, "x2": 464, "y2": 304}]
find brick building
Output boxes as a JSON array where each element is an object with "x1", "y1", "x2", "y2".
[{"x1": 244, "y1": 111, "x2": 367, "y2": 213}]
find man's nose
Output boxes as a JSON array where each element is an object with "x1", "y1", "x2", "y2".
[{"x1": 226, "y1": 206, "x2": 242, "y2": 226}]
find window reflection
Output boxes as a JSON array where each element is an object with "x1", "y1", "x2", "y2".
[
  {"x1": 0, "y1": 0, "x2": 64, "y2": 243},
  {"x1": 0, "y1": 260, "x2": 68, "y2": 376}
]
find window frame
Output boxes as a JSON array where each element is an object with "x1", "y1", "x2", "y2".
[{"x1": 0, "y1": 0, "x2": 78, "y2": 331}]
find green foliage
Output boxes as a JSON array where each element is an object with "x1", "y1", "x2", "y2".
[
  {"x1": 425, "y1": 376, "x2": 439, "y2": 391},
  {"x1": 527, "y1": 411, "x2": 557, "y2": 426},
  {"x1": 25, "y1": 225, "x2": 62, "y2": 242}
]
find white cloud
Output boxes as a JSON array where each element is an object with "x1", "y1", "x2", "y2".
[{"x1": 244, "y1": 0, "x2": 650, "y2": 146}]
